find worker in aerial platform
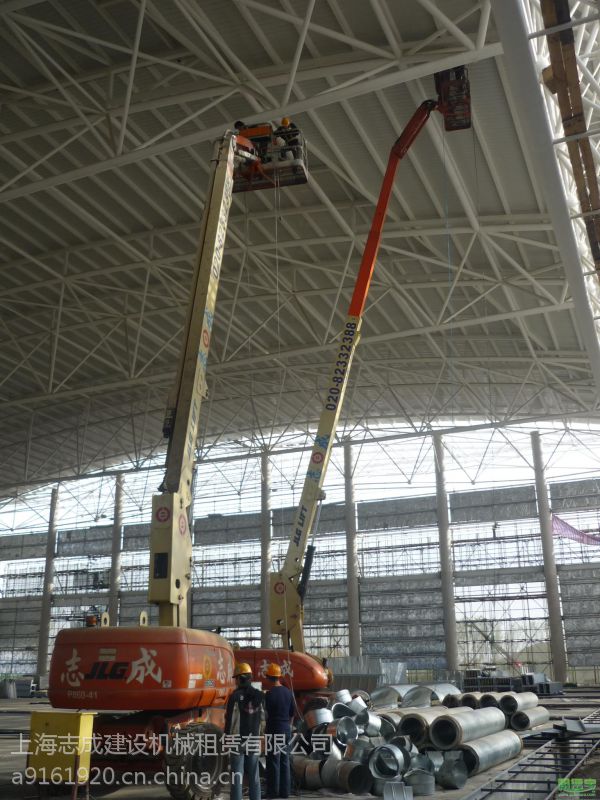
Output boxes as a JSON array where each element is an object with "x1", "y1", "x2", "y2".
[
  {"x1": 225, "y1": 662, "x2": 265, "y2": 800},
  {"x1": 264, "y1": 663, "x2": 294, "y2": 799},
  {"x1": 274, "y1": 118, "x2": 301, "y2": 160},
  {"x1": 232, "y1": 118, "x2": 308, "y2": 191}
]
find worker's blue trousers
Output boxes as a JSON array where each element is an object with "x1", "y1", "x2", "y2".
[
  {"x1": 265, "y1": 735, "x2": 290, "y2": 799},
  {"x1": 230, "y1": 752, "x2": 261, "y2": 800}
]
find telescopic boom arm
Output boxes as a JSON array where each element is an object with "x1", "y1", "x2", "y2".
[
  {"x1": 269, "y1": 102, "x2": 436, "y2": 650},
  {"x1": 148, "y1": 132, "x2": 238, "y2": 627},
  {"x1": 145, "y1": 122, "x2": 309, "y2": 629},
  {"x1": 270, "y1": 68, "x2": 471, "y2": 651}
]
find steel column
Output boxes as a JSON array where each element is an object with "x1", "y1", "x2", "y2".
[
  {"x1": 108, "y1": 473, "x2": 124, "y2": 625},
  {"x1": 531, "y1": 430, "x2": 568, "y2": 682},
  {"x1": 344, "y1": 440, "x2": 361, "y2": 656},
  {"x1": 434, "y1": 433, "x2": 459, "y2": 673},
  {"x1": 261, "y1": 450, "x2": 272, "y2": 647},
  {"x1": 36, "y1": 486, "x2": 59, "y2": 681}
]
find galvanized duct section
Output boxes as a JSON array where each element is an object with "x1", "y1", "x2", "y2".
[
  {"x1": 401, "y1": 687, "x2": 436, "y2": 708},
  {"x1": 424, "y1": 682, "x2": 461, "y2": 700},
  {"x1": 379, "y1": 718, "x2": 397, "y2": 739},
  {"x1": 382, "y1": 782, "x2": 411, "y2": 800},
  {"x1": 305, "y1": 760, "x2": 323, "y2": 790},
  {"x1": 372, "y1": 777, "x2": 401, "y2": 797},
  {"x1": 344, "y1": 738, "x2": 374, "y2": 765},
  {"x1": 305, "y1": 708, "x2": 333, "y2": 729},
  {"x1": 499, "y1": 692, "x2": 539, "y2": 714},
  {"x1": 479, "y1": 692, "x2": 507, "y2": 708},
  {"x1": 335, "y1": 761, "x2": 373, "y2": 793},
  {"x1": 429, "y1": 708, "x2": 506, "y2": 749},
  {"x1": 326, "y1": 718, "x2": 359, "y2": 745},
  {"x1": 424, "y1": 750, "x2": 444, "y2": 775},
  {"x1": 461, "y1": 692, "x2": 484, "y2": 709},
  {"x1": 356, "y1": 709, "x2": 383, "y2": 736},
  {"x1": 437, "y1": 757, "x2": 468, "y2": 790},
  {"x1": 349, "y1": 696, "x2": 368, "y2": 715},
  {"x1": 460, "y1": 730, "x2": 523, "y2": 776},
  {"x1": 368, "y1": 744, "x2": 408, "y2": 779},
  {"x1": 292, "y1": 755, "x2": 309, "y2": 785},
  {"x1": 443, "y1": 693, "x2": 463, "y2": 708},
  {"x1": 332, "y1": 703, "x2": 355, "y2": 719},
  {"x1": 399, "y1": 707, "x2": 472, "y2": 746},
  {"x1": 390, "y1": 736, "x2": 418, "y2": 757},
  {"x1": 321, "y1": 756, "x2": 342, "y2": 789},
  {"x1": 510, "y1": 706, "x2": 551, "y2": 731},
  {"x1": 410, "y1": 754, "x2": 435, "y2": 773},
  {"x1": 371, "y1": 685, "x2": 417, "y2": 708},
  {"x1": 405, "y1": 769, "x2": 435, "y2": 796},
  {"x1": 379, "y1": 711, "x2": 406, "y2": 729}
]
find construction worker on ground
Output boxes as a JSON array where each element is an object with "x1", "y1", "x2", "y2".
[
  {"x1": 225, "y1": 662, "x2": 265, "y2": 800},
  {"x1": 264, "y1": 662, "x2": 294, "y2": 799}
]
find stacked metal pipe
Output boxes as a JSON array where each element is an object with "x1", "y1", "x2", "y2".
[
  {"x1": 459, "y1": 691, "x2": 485, "y2": 708},
  {"x1": 398, "y1": 706, "x2": 472, "y2": 746},
  {"x1": 510, "y1": 706, "x2": 551, "y2": 731},
  {"x1": 480, "y1": 692, "x2": 507, "y2": 708},
  {"x1": 442, "y1": 693, "x2": 463, "y2": 708},
  {"x1": 459, "y1": 730, "x2": 523, "y2": 775},
  {"x1": 293, "y1": 682, "x2": 551, "y2": 797},
  {"x1": 499, "y1": 691, "x2": 539, "y2": 714},
  {"x1": 429, "y1": 707, "x2": 507, "y2": 749}
]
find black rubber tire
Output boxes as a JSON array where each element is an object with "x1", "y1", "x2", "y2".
[{"x1": 164, "y1": 722, "x2": 225, "y2": 800}]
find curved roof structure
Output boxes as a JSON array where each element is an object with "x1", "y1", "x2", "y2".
[{"x1": 1, "y1": 0, "x2": 599, "y2": 491}]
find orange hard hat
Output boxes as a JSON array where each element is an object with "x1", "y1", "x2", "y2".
[
  {"x1": 233, "y1": 662, "x2": 252, "y2": 677},
  {"x1": 281, "y1": 117, "x2": 291, "y2": 127},
  {"x1": 266, "y1": 663, "x2": 282, "y2": 677}
]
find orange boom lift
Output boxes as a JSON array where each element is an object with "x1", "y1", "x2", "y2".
[{"x1": 266, "y1": 67, "x2": 472, "y2": 653}]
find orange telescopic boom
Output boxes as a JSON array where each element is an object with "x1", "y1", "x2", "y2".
[
  {"x1": 348, "y1": 99, "x2": 437, "y2": 318},
  {"x1": 270, "y1": 68, "x2": 472, "y2": 652}
]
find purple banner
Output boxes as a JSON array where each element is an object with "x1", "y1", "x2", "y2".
[{"x1": 552, "y1": 514, "x2": 600, "y2": 546}]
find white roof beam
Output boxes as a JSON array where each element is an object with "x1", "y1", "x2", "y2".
[{"x1": 0, "y1": 43, "x2": 502, "y2": 204}]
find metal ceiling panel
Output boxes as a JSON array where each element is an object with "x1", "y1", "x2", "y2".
[{"x1": 0, "y1": 0, "x2": 599, "y2": 492}]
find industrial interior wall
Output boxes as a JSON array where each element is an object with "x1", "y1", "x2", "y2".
[{"x1": 2, "y1": 476, "x2": 600, "y2": 675}]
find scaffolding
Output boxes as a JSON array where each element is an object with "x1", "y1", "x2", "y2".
[{"x1": 3, "y1": 422, "x2": 600, "y2": 679}]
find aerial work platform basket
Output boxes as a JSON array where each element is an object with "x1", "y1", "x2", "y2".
[{"x1": 233, "y1": 121, "x2": 308, "y2": 193}]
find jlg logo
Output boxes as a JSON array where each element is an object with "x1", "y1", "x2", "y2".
[
  {"x1": 84, "y1": 661, "x2": 128, "y2": 680},
  {"x1": 80, "y1": 647, "x2": 163, "y2": 686},
  {"x1": 63, "y1": 646, "x2": 163, "y2": 687}
]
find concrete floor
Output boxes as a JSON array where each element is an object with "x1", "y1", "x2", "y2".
[{"x1": 0, "y1": 697, "x2": 597, "y2": 800}]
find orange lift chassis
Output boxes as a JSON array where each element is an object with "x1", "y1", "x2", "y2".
[{"x1": 269, "y1": 67, "x2": 472, "y2": 653}]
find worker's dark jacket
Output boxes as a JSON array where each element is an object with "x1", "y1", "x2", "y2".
[
  {"x1": 225, "y1": 685, "x2": 265, "y2": 737},
  {"x1": 275, "y1": 125, "x2": 299, "y2": 143},
  {"x1": 265, "y1": 684, "x2": 294, "y2": 734}
]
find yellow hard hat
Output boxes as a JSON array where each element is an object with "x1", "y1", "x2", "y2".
[
  {"x1": 266, "y1": 663, "x2": 282, "y2": 677},
  {"x1": 281, "y1": 117, "x2": 291, "y2": 127},
  {"x1": 233, "y1": 662, "x2": 252, "y2": 677}
]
